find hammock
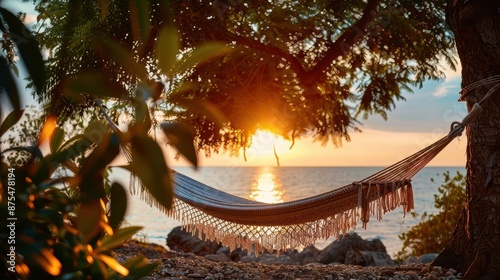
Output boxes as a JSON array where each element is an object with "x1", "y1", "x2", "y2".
[{"x1": 106, "y1": 77, "x2": 500, "y2": 254}]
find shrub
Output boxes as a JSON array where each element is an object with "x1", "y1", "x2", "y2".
[
  {"x1": 396, "y1": 171, "x2": 466, "y2": 261},
  {"x1": 1, "y1": 2, "x2": 227, "y2": 278}
]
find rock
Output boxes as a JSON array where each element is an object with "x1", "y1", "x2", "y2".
[
  {"x1": 297, "y1": 245, "x2": 320, "y2": 264},
  {"x1": 167, "y1": 227, "x2": 393, "y2": 266},
  {"x1": 167, "y1": 226, "x2": 221, "y2": 256},
  {"x1": 230, "y1": 248, "x2": 248, "y2": 262},
  {"x1": 318, "y1": 233, "x2": 393, "y2": 265},
  {"x1": 344, "y1": 250, "x2": 394, "y2": 266},
  {"x1": 216, "y1": 246, "x2": 230, "y2": 256},
  {"x1": 403, "y1": 256, "x2": 419, "y2": 265},
  {"x1": 418, "y1": 253, "x2": 438, "y2": 264},
  {"x1": 240, "y1": 254, "x2": 259, "y2": 263},
  {"x1": 205, "y1": 254, "x2": 231, "y2": 262}
]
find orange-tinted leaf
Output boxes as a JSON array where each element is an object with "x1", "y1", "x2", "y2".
[
  {"x1": 31, "y1": 248, "x2": 62, "y2": 276},
  {"x1": 38, "y1": 115, "x2": 57, "y2": 146},
  {"x1": 15, "y1": 262, "x2": 30, "y2": 277},
  {"x1": 98, "y1": 254, "x2": 129, "y2": 276}
]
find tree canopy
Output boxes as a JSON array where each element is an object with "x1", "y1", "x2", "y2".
[{"x1": 32, "y1": 0, "x2": 456, "y2": 156}]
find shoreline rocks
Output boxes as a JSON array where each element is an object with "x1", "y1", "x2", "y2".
[
  {"x1": 166, "y1": 226, "x2": 434, "y2": 267},
  {"x1": 114, "y1": 239, "x2": 459, "y2": 279}
]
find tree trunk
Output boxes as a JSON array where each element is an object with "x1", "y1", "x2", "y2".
[{"x1": 432, "y1": 1, "x2": 500, "y2": 279}]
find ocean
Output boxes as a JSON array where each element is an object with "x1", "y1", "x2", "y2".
[{"x1": 117, "y1": 166, "x2": 466, "y2": 258}]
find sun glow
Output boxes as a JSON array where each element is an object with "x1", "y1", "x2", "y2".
[
  {"x1": 245, "y1": 130, "x2": 292, "y2": 165},
  {"x1": 249, "y1": 167, "x2": 285, "y2": 203}
]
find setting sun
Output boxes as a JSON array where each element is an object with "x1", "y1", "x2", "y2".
[{"x1": 244, "y1": 130, "x2": 292, "y2": 164}]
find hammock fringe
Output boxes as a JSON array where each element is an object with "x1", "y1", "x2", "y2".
[
  {"x1": 119, "y1": 77, "x2": 499, "y2": 254},
  {"x1": 152, "y1": 176, "x2": 415, "y2": 254}
]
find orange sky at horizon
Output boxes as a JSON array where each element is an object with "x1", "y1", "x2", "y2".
[
  {"x1": 165, "y1": 128, "x2": 467, "y2": 168},
  {"x1": 164, "y1": 60, "x2": 468, "y2": 168}
]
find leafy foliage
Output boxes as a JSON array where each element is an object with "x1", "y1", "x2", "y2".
[
  {"x1": 0, "y1": 2, "x2": 218, "y2": 278},
  {"x1": 396, "y1": 171, "x2": 466, "y2": 261},
  {"x1": 31, "y1": 0, "x2": 456, "y2": 157}
]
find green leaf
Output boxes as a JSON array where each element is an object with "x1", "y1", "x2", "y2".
[
  {"x1": 58, "y1": 133, "x2": 92, "y2": 152},
  {"x1": 0, "y1": 57, "x2": 21, "y2": 111},
  {"x1": 0, "y1": 7, "x2": 45, "y2": 95},
  {"x1": 156, "y1": 25, "x2": 179, "y2": 76},
  {"x1": 79, "y1": 133, "x2": 120, "y2": 176},
  {"x1": 2, "y1": 146, "x2": 43, "y2": 159},
  {"x1": 97, "y1": 0, "x2": 111, "y2": 19},
  {"x1": 77, "y1": 199, "x2": 103, "y2": 243},
  {"x1": 172, "y1": 98, "x2": 228, "y2": 130},
  {"x1": 50, "y1": 134, "x2": 93, "y2": 169},
  {"x1": 122, "y1": 256, "x2": 158, "y2": 280},
  {"x1": 0, "y1": 109, "x2": 23, "y2": 137},
  {"x1": 50, "y1": 127, "x2": 65, "y2": 154},
  {"x1": 63, "y1": 72, "x2": 130, "y2": 101},
  {"x1": 60, "y1": 272, "x2": 84, "y2": 280},
  {"x1": 92, "y1": 37, "x2": 149, "y2": 79},
  {"x1": 130, "y1": 0, "x2": 151, "y2": 43},
  {"x1": 150, "y1": 81, "x2": 165, "y2": 102},
  {"x1": 98, "y1": 226, "x2": 143, "y2": 251},
  {"x1": 176, "y1": 42, "x2": 231, "y2": 74},
  {"x1": 160, "y1": 122, "x2": 198, "y2": 167},
  {"x1": 78, "y1": 133, "x2": 120, "y2": 200},
  {"x1": 138, "y1": 101, "x2": 150, "y2": 123},
  {"x1": 108, "y1": 182, "x2": 127, "y2": 231},
  {"x1": 130, "y1": 134, "x2": 173, "y2": 209}
]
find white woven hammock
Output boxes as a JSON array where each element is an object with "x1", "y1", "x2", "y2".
[
  {"x1": 127, "y1": 109, "x2": 471, "y2": 253},
  {"x1": 147, "y1": 131, "x2": 455, "y2": 253},
  {"x1": 112, "y1": 77, "x2": 500, "y2": 253}
]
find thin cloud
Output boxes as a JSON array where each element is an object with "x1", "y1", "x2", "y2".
[
  {"x1": 23, "y1": 14, "x2": 37, "y2": 25},
  {"x1": 434, "y1": 57, "x2": 462, "y2": 97},
  {"x1": 434, "y1": 81, "x2": 460, "y2": 97}
]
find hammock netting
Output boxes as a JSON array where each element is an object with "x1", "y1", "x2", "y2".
[
  {"x1": 125, "y1": 77, "x2": 499, "y2": 254},
  {"x1": 130, "y1": 124, "x2": 464, "y2": 253}
]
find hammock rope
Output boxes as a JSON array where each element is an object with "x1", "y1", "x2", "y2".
[{"x1": 98, "y1": 76, "x2": 500, "y2": 254}]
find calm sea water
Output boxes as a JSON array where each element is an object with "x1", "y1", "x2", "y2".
[{"x1": 115, "y1": 166, "x2": 466, "y2": 258}]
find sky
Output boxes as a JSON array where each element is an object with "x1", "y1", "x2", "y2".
[
  {"x1": 2, "y1": 1, "x2": 468, "y2": 168},
  {"x1": 169, "y1": 64, "x2": 467, "y2": 167}
]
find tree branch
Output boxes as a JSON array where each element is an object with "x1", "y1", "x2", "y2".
[
  {"x1": 218, "y1": 29, "x2": 308, "y2": 79},
  {"x1": 214, "y1": 0, "x2": 380, "y2": 86},
  {"x1": 302, "y1": 0, "x2": 381, "y2": 84}
]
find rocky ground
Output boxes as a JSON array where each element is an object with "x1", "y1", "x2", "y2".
[{"x1": 113, "y1": 229, "x2": 463, "y2": 280}]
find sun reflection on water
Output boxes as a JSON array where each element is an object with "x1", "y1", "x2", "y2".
[{"x1": 249, "y1": 168, "x2": 285, "y2": 204}]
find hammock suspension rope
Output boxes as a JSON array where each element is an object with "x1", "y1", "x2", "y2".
[{"x1": 96, "y1": 76, "x2": 500, "y2": 253}]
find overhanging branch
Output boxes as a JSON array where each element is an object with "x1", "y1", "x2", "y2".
[
  {"x1": 302, "y1": 0, "x2": 381, "y2": 84},
  {"x1": 214, "y1": 0, "x2": 380, "y2": 86}
]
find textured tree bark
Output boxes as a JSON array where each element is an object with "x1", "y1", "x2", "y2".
[{"x1": 433, "y1": 1, "x2": 500, "y2": 279}]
